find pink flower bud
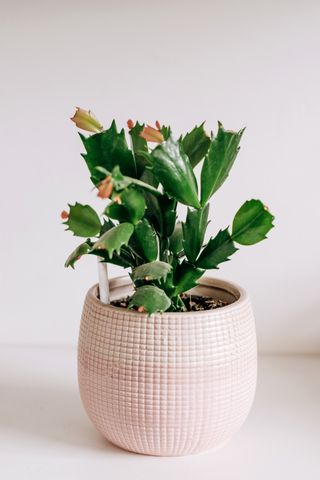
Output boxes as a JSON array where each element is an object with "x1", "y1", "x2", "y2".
[
  {"x1": 127, "y1": 119, "x2": 134, "y2": 129},
  {"x1": 140, "y1": 125, "x2": 164, "y2": 143},
  {"x1": 61, "y1": 210, "x2": 69, "y2": 220},
  {"x1": 97, "y1": 176, "x2": 113, "y2": 199},
  {"x1": 155, "y1": 120, "x2": 161, "y2": 129},
  {"x1": 70, "y1": 107, "x2": 103, "y2": 133}
]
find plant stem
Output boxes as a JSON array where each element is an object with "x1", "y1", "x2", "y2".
[
  {"x1": 126, "y1": 176, "x2": 162, "y2": 197},
  {"x1": 177, "y1": 295, "x2": 187, "y2": 311}
]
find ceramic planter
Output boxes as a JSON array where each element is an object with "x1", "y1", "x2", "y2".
[{"x1": 78, "y1": 276, "x2": 257, "y2": 456}]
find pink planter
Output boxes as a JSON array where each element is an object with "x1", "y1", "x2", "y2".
[{"x1": 78, "y1": 276, "x2": 257, "y2": 456}]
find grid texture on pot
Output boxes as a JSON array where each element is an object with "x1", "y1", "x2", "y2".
[{"x1": 78, "y1": 284, "x2": 257, "y2": 456}]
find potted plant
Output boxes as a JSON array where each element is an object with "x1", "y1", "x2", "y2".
[{"x1": 62, "y1": 108, "x2": 274, "y2": 456}]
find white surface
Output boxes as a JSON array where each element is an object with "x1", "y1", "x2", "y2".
[
  {"x1": 0, "y1": 346, "x2": 319, "y2": 479},
  {"x1": 1, "y1": 0, "x2": 320, "y2": 352}
]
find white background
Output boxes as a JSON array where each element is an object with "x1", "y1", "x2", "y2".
[{"x1": 1, "y1": 0, "x2": 319, "y2": 353}]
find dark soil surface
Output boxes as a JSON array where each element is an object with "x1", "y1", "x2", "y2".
[
  {"x1": 111, "y1": 294, "x2": 228, "y2": 312},
  {"x1": 180, "y1": 294, "x2": 228, "y2": 311}
]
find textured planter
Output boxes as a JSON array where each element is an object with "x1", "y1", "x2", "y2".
[{"x1": 78, "y1": 276, "x2": 257, "y2": 456}]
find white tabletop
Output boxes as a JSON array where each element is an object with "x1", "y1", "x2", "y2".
[{"x1": 1, "y1": 346, "x2": 319, "y2": 479}]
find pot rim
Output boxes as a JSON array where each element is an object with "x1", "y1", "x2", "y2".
[{"x1": 87, "y1": 275, "x2": 248, "y2": 318}]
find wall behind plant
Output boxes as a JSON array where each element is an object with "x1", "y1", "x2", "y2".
[{"x1": 1, "y1": 0, "x2": 319, "y2": 353}]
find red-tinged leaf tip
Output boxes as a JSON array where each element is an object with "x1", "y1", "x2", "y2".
[
  {"x1": 97, "y1": 175, "x2": 113, "y2": 199},
  {"x1": 127, "y1": 119, "x2": 134, "y2": 129},
  {"x1": 61, "y1": 210, "x2": 69, "y2": 220},
  {"x1": 140, "y1": 125, "x2": 164, "y2": 143},
  {"x1": 155, "y1": 120, "x2": 161, "y2": 129}
]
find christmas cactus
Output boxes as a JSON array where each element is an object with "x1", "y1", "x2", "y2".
[{"x1": 62, "y1": 108, "x2": 274, "y2": 313}]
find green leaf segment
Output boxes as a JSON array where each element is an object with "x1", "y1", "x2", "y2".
[
  {"x1": 64, "y1": 241, "x2": 92, "y2": 268},
  {"x1": 196, "y1": 229, "x2": 238, "y2": 269},
  {"x1": 128, "y1": 121, "x2": 149, "y2": 177},
  {"x1": 232, "y1": 199, "x2": 274, "y2": 245},
  {"x1": 150, "y1": 137, "x2": 201, "y2": 209},
  {"x1": 182, "y1": 123, "x2": 211, "y2": 168},
  {"x1": 92, "y1": 223, "x2": 134, "y2": 258},
  {"x1": 200, "y1": 123, "x2": 244, "y2": 205},
  {"x1": 105, "y1": 187, "x2": 146, "y2": 224},
  {"x1": 182, "y1": 204, "x2": 209, "y2": 263},
  {"x1": 64, "y1": 203, "x2": 101, "y2": 237},
  {"x1": 80, "y1": 121, "x2": 136, "y2": 184},
  {"x1": 62, "y1": 118, "x2": 275, "y2": 313},
  {"x1": 130, "y1": 219, "x2": 158, "y2": 262},
  {"x1": 132, "y1": 261, "x2": 172, "y2": 282},
  {"x1": 129, "y1": 285, "x2": 171, "y2": 314}
]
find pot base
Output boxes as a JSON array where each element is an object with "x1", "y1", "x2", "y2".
[{"x1": 105, "y1": 436, "x2": 231, "y2": 457}]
